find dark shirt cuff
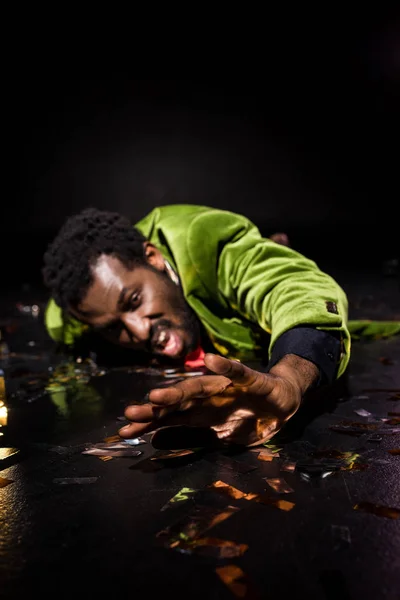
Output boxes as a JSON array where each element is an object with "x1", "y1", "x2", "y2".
[{"x1": 268, "y1": 327, "x2": 341, "y2": 387}]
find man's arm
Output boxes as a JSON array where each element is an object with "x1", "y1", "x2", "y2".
[
  {"x1": 268, "y1": 352, "x2": 320, "y2": 395},
  {"x1": 268, "y1": 326, "x2": 342, "y2": 387},
  {"x1": 212, "y1": 214, "x2": 350, "y2": 379}
]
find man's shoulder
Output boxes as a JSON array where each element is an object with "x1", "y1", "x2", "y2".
[
  {"x1": 135, "y1": 204, "x2": 253, "y2": 239},
  {"x1": 135, "y1": 204, "x2": 208, "y2": 230}
]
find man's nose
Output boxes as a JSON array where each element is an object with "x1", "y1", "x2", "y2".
[{"x1": 120, "y1": 313, "x2": 151, "y2": 344}]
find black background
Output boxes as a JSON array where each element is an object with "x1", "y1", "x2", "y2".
[{"x1": 4, "y1": 12, "x2": 399, "y2": 286}]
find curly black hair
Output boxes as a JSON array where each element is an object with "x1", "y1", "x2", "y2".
[{"x1": 42, "y1": 208, "x2": 147, "y2": 309}]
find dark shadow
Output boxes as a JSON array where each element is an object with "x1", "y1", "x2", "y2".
[{"x1": 274, "y1": 371, "x2": 351, "y2": 444}]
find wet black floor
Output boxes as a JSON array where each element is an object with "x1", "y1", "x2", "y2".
[{"x1": 1, "y1": 264, "x2": 399, "y2": 600}]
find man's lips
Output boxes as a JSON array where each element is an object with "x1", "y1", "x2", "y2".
[{"x1": 152, "y1": 328, "x2": 183, "y2": 358}]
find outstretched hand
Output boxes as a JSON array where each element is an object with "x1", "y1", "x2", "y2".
[{"x1": 119, "y1": 353, "x2": 314, "y2": 446}]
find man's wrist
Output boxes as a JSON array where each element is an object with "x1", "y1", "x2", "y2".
[
  {"x1": 268, "y1": 354, "x2": 320, "y2": 395},
  {"x1": 268, "y1": 327, "x2": 341, "y2": 387}
]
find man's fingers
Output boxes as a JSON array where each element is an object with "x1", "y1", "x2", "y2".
[
  {"x1": 149, "y1": 375, "x2": 232, "y2": 406},
  {"x1": 204, "y1": 353, "x2": 256, "y2": 383},
  {"x1": 118, "y1": 421, "x2": 154, "y2": 438},
  {"x1": 204, "y1": 353, "x2": 275, "y2": 396},
  {"x1": 124, "y1": 404, "x2": 155, "y2": 423}
]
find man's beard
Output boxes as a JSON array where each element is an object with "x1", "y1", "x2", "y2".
[
  {"x1": 149, "y1": 272, "x2": 201, "y2": 363},
  {"x1": 151, "y1": 304, "x2": 201, "y2": 364}
]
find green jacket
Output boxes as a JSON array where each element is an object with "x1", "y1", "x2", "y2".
[{"x1": 45, "y1": 205, "x2": 400, "y2": 378}]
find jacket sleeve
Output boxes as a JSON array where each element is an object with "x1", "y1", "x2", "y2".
[{"x1": 214, "y1": 215, "x2": 350, "y2": 378}]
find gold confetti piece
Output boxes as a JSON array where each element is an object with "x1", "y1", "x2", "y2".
[
  {"x1": 273, "y1": 499, "x2": 296, "y2": 511},
  {"x1": 216, "y1": 565, "x2": 261, "y2": 599},
  {"x1": 98, "y1": 456, "x2": 113, "y2": 461},
  {"x1": 151, "y1": 449, "x2": 195, "y2": 461},
  {"x1": 388, "y1": 449, "x2": 400, "y2": 455},
  {"x1": 387, "y1": 417, "x2": 400, "y2": 425},
  {"x1": 242, "y1": 492, "x2": 295, "y2": 511},
  {"x1": 0, "y1": 375, "x2": 6, "y2": 401},
  {"x1": 264, "y1": 477, "x2": 294, "y2": 494},
  {"x1": 103, "y1": 435, "x2": 121, "y2": 443},
  {"x1": 157, "y1": 504, "x2": 239, "y2": 544},
  {"x1": 257, "y1": 453, "x2": 274, "y2": 461},
  {"x1": 208, "y1": 480, "x2": 249, "y2": 500},
  {"x1": 354, "y1": 502, "x2": 399, "y2": 519},
  {"x1": 255, "y1": 495, "x2": 295, "y2": 511},
  {"x1": 251, "y1": 447, "x2": 278, "y2": 458},
  {"x1": 0, "y1": 476, "x2": 14, "y2": 488},
  {"x1": 281, "y1": 461, "x2": 296, "y2": 472}
]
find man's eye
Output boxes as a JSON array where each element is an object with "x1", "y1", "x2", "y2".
[{"x1": 129, "y1": 293, "x2": 140, "y2": 309}]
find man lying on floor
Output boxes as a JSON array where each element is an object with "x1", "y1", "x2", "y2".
[{"x1": 42, "y1": 205, "x2": 400, "y2": 446}]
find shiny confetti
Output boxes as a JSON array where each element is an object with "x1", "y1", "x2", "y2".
[
  {"x1": 99, "y1": 456, "x2": 113, "y2": 462},
  {"x1": 257, "y1": 452, "x2": 275, "y2": 462},
  {"x1": 157, "y1": 504, "x2": 239, "y2": 545},
  {"x1": 53, "y1": 477, "x2": 98, "y2": 484},
  {"x1": 387, "y1": 417, "x2": 400, "y2": 425},
  {"x1": 82, "y1": 448, "x2": 142, "y2": 457},
  {"x1": 300, "y1": 470, "x2": 333, "y2": 482},
  {"x1": 0, "y1": 476, "x2": 14, "y2": 488},
  {"x1": 280, "y1": 461, "x2": 296, "y2": 472},
  {"x1": 262, "y1": 443, "x2": 282, "y2": 453},
  {"x1": 297, "y1": 449, "x2": 364, "y2": 476},
  {"x1": 122, "y1": 437, "x2": 146, "y2": 445},
  {"x1": 251, "y1": 494, "x2": 295, "y2": 511},
  {"x1": 250, "y1": 447, "x2": 279, "y2": 458},
  {"x1": 354, "y1": 408, "x2": 372, "y2": 418},
  {"x1": 264, "y1": 477, "x2": 294, "y2": 494},
  {"x1": 388, "y1": 449, "x2": 400, "y2": 455},
  {"x1": 172, "y1": 537, "x2": 248, "y2": 558},
  {"x1": 103, "y1": 435, "x2": 121, "y2": 443},
  {"x1": 354, "y1": 502, "x2": 399, "y2": 519},
  {"x1": 255, "y1": 446, "x2": 280, "y2": 460},
  {"x1": 381, "y1": 427, "x2": 400, "y2": 434},
  {"x1": 208, "y1": 480, "x2": 249, "y2": 500},
  {"x1": 163, "y1": 371, "x2": 204, "y2": 378},
  {"x1": 216, "y1": 565, "x2": 260, "y2": 599},
  {"x1": 92, "y1": 441, "x2": 145, "y2": 450},
  {"x1": 151, "y1": 449, "x2": 195, "y2": 461},
  {"x1": 160, "y1": 487, "x2": 197, "y2": 511}
]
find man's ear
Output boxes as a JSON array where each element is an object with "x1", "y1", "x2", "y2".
[{"x1": 143, "y1": 242, "x2": 165, "y2": 271}]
